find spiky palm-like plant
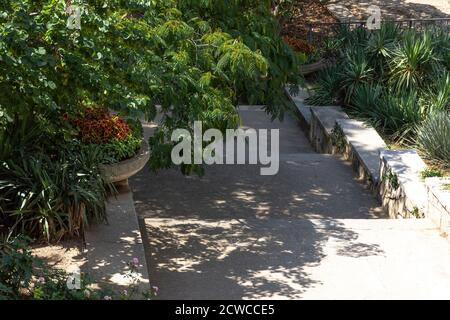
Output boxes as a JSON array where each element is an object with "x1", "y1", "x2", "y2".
[
  {"x1": 306, "y1": 65, "x2": 343, "y2": 106},
  {"x1": 389, "y1": 31, "x2": 437, "y2": 93},
  {"x1": 348, "y1": 83, "x2": 383, "y2": 120},
  {"x1": 339, "y1": 48, "x2": 374, "y2": 103},
  {"x1": 365, "y1": 22, "x2": 399, "y2": 78}
]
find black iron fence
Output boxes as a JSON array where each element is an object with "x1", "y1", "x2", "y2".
[{"x1": 306, "y1": 18, "x2": 450, "y2": 45}]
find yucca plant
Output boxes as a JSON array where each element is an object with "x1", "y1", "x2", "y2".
[
  {"x1": 420, "y1": 72, "x2": 450, "y2": 113},
  {"x1": 339, "y1": 47, "x2": 374, "y2": 103},
  {"x1": 365, "y1": 22, "x2": 399, "y2": 78},
  {"x1": 0, "y1": 145, "x2": 111, "y2": 242},
  {"x1": 348, "y1": 83, "x2": 383, "y2": 119},
  {"x1": 389, "y1": 31, "x2": 437, "y2": 93},
  {"x1": 374, "y1": 90, "x2": 427, "y2": 141},
  {"x1": 306, "y1": 64, "x2": 344, "y2": 106},
  {"x1": 334, "y1": 25, "x2": 369, "y2": 50},
  {"x1": 417, "y1": 111, "x2": 450, "y2": 168},
  {"x1": 430, "y1": 28, "x2": 450, "y2": 72}
]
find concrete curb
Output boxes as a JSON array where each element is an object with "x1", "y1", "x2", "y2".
[
  {"x1": 336, "y1": 118, "x2": 387, "y2": 187},
  {"x1": 425, "y1": 177, "x2": 450, "y2": 238},
  {"x1": 84, "y1": 185, "x2": 150, "y2": 298},
  {"x1": 379, "y1": 149, "x2": 428, "y2": 219}
]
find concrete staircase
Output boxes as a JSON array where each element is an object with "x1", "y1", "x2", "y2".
[{"x1": 130, "y1": 105, "x2": 450, "y2": 299}]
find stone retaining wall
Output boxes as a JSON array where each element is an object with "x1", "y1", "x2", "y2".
[
  {"x1": 426, "y1": 177, "x2": 450, "y2": 237},
  {"x1": 285, "y1": 86, "x2": 450, "y2": 239},
  {"x1": 379, "y1": 150, "x2": 428, "y2": 219}
]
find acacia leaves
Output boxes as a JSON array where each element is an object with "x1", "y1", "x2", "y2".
[{"x1": 0, "y1": 0, "x2": 301, "y2": 173}]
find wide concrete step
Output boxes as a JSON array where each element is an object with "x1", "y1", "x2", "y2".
[
  {"x1": 132, "y1": 153, "x2": 384, "y2": 220},
  {"x1": 143, "y1": 216, "x2": 450, "y2": 299},
  {"x1": 238, "y1": 106, "x2": 314, "y2": 154}
]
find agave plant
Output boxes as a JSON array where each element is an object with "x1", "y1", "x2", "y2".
[{"x1": 417, "y1": 111, "x2": 450, "y2": 168}]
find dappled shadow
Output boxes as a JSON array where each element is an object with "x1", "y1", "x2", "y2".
[
  {"x1": 129, "y1": 110, "x2": 386, "y2": 299},
  {"x1": 82, "y1": 189, "x2": 149, "y2": 294},
  {"x1": 142, "y1": 217, "x2": 383, "y2": 299},
  {"x1": 31, "y1": 239, "x2": 85, "y2": 270},
  {"x1": 131, "y1": 156, "x2": 385, "y2": 221}
]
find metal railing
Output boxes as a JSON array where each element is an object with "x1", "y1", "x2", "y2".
[{"x1": 306, "y1": 18, "x2": 450, "y2": 45}]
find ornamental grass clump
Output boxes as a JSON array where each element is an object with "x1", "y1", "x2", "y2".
[{"x1": 417, "y1": 111, "x2": 450, "y2": 168}]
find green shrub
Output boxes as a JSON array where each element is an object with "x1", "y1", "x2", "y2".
[
  {"x1": 420, "y1": 72, "x2": 450, "y2": 113},
  {"x1": 376, "y1": 91, "x2": 426, "y2": 141},
  {"x1": 0, "y1": 235, "x2": 157, "y2": 300},
  {"x1": 417, "y1": 111, "x2": 450, "y2": 168},
  {"x1": 0, "y1": 235, "x2": 94, "y2": 300},
  {"x1": 311, "y1": 23, "x2": 447, "y2": 148},
  {"x1": 419, "y1": 168, "x2": 443, "y2": 180},
  {"x1": 365, "y1": 22, "x2": 399, "y2": 77},
  {"x1": 99, "y1": 134, "x2": 143, "y2": 164},
  {"x1": 349, "y1": 83, "x2": 383, "y2": 119},
  {"x1": 0, "y1": 235, "x2": 34, "y2": 299}
]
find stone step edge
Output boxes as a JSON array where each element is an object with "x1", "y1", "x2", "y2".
[{"x1": 84, "y1": 186, "x2": 151, "y2": 298}]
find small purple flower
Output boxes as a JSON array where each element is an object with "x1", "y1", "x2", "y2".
[
  {"x1": 152, "y1": 286, "x2": 159, "y2": 296},
  {"x1": 122, "y1": 289, "x2": 128, "y2": 296},
  {"x1": 37, "y1": 277, "x2": 46, "y2": 284},
  {"x1": 132, "y1": 257, "x2": 139, "y2": 265}
]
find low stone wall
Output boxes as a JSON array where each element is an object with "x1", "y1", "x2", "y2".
[
  {"x1": 85, "y1": 185, "x2": 150, "y2": 295},
  {"x1": 286, "y1": 86, "x2": 449, "y2": 239},
  {"x1": 426, "y1": 177, "x2": 450, "y2": 238},
  {"x1": 379, "y1": 150, "x2": 428, "y2": 219},
  {"x1": 310, "y1": 106, "x2": 348, "y2": 154},
  {"x1": 284, "y1": 86, "x2": 312, "y2": 135},
  {"x1": 336, "y1": 119, "x2": 386, "y2": 187}
]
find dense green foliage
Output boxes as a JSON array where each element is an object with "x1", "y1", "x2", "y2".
[
  {"x1": 0, "y1": 1, "x2": 300, "y2": 239},
  {"x1": 307, "y1": 23, "x2": 449, "y2": 166},
  {"x1": 1, "y1": 0, "x2": 300, "y2": 165}
]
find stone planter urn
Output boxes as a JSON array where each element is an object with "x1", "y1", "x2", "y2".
[{"x1": 100, "y1": 140, "x2": 150, "y2": 186}]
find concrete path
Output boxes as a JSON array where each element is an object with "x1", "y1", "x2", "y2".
[
  {"x1": 130, "y1": 106, "x2": 450, "y2": 300},
  {"x1": 323, "y1": 0, "x2": 449, "y2": 21}
]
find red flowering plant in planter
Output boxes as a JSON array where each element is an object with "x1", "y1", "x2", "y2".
[{"x1": 69, "y1": 107, "x2": 143, "y2": 164}]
